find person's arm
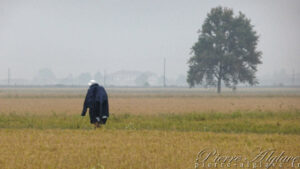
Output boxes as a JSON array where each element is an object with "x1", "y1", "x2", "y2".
[
  {"x1": 103, "y1": 89, "x2": 109, "y2": 117},
  {"x1": 106, "y1": 99, "x2": 109, "y2": 117},
  {"x1": 81, "y1": 89, "x2": 90, "y2": 116}
]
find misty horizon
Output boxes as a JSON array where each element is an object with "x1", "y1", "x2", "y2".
[{"x1": 1, "y1": 0, "x2": 300, "y2": 85}]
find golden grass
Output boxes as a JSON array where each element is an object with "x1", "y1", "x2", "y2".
[
  {"x1": 0, "y1": 96, "x2": 299, "y2": 115},
  {"x1": 0, "y1": 88, "x2": 300, "y2": 169},
  {"x1": 0, "y1": 129, "x2": 299, "y2": 169}
]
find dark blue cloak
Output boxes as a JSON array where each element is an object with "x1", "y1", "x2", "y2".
[{"x1": 81, "y1": 83, "x2": 109, "y2": 124}]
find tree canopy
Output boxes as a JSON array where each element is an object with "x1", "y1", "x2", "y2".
[{"x1": 187, "y1": 7, "x2": 262, "y2": 93}]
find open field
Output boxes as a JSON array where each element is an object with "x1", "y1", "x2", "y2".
[
  {"x1": 1, "y1": 88, "x2": 300, "y2": 115},
  {"x1": 1, "y1": 111, "x2": 300, "y2": 134},
  {"x1": 0, "y1": 87, "x2": 300, "y2": 169},
  {"x1": 1, "y1": 129, "x2": 299, "y2": 169}
]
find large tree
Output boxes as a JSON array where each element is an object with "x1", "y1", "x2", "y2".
[{"x1": 187, "y1": 7, "x2": 262, "y2": 93}]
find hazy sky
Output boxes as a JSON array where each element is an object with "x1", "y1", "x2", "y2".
[{"x1": 1, "y1": 0, "x2": 300, "y2": 79}]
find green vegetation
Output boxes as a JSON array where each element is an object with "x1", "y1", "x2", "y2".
[
  {"x1": 187, "y1": 7, "x2": 262, "y2": 93},
  {"x1": 1, "y1": 110, "x2": 299, "y2": 134}
]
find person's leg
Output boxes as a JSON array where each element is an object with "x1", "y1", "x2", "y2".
[
  {"x1": 95, "y1": 101, "x2": 101, "y2": 128},
  {"x1": 94, "y1": 122, "x2": 100, "y2": 128},
  {"x1": 99, "y1": 100, "x2": 108, "y2": 125},
  {"x1": 99, "y1": 118, "x2": 107, "y2": 125}
]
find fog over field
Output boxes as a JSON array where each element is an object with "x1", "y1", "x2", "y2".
[
  {"x1": 0, "y1": 0, "x2": 300, "y2": 86},
  {"x1": 1, "y1": 2, "x2": 300, "y2": 168}
]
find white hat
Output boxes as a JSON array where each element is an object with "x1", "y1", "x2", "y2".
[{"x1": 88, "y1": 79, "x2": 97, "y2": 86}]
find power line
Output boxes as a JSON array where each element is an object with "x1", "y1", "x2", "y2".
[{"x1": 103, "y1": 70, "x2": 106, "y2": 87}]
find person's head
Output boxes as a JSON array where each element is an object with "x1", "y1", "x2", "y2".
[{"x1": 88, "y1": 79, "x2": 97, "y2": 86}]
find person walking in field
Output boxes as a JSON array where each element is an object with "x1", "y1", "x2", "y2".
[{"x1": 81, "y1": 80, "x2": 109, "y2": 128}]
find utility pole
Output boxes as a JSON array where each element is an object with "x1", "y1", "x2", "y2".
[
  {"x1": 8, "y1": 68, "x2": 10, "y2": 86},
  {"x1": 103, "y1": 70, "x2": 106, "y2": 87},
  {"x1": 163, "y1": 58, "x2": 166, "y2": 87}
]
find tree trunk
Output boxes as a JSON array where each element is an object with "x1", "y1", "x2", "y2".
[
  {"x1": 217, "y1": 62, "x2": 222, "y2": 94},
  {"x1": 217, "y1": 78, "x2": 221, "y2": 93}
]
